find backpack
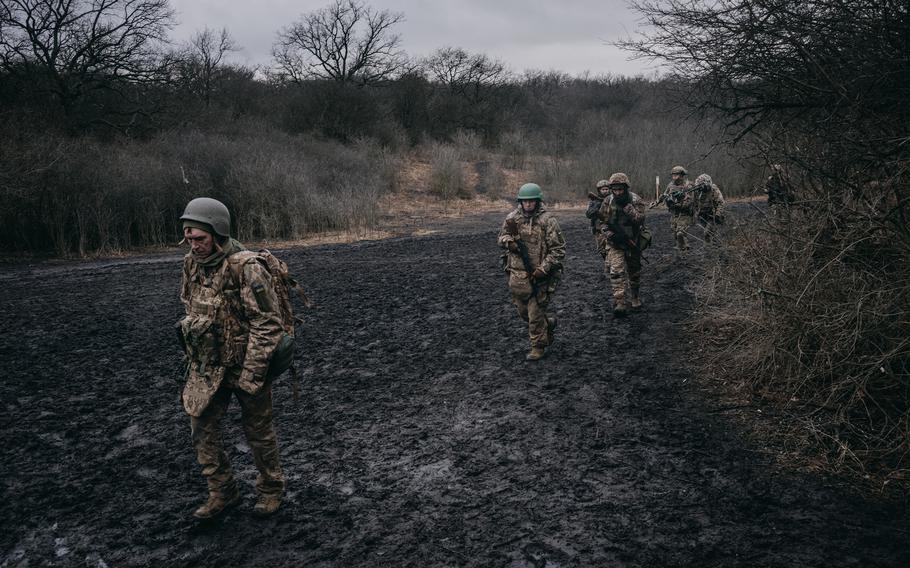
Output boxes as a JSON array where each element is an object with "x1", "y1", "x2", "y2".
[{"x1": 226, "y1": 249, "x2": 310, "y2": 390}]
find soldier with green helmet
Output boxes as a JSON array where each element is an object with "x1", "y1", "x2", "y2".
[
  {"x1": 596, "y1": 173, "x2": 647, "y2": 317},
  {"x1": 498, "y1": 183, "x2": 566, "y2": 361},
  {"x1": 177, "y1": 197, "x2": 287, "y2": 519},
  {"x1": 659, "y1": 165, "x2": 695, "y2": 252}
]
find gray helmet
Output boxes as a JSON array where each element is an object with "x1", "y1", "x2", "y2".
[
  {"x1": 595, "y1": 179, "x2": 610, "y2": 190},
  {"x1": 671, "y1": 165, "x2": 687, "y2": 175},
  {"x1": 180, "y1": 197, "x2": 231, "y2": 237},
  {"x1": 694, "y1": 173, "x2": 713, "y2": 187}
]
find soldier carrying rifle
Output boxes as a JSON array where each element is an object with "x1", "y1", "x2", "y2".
[
  {"x1": 596, "y1": 173, "x2": 648, "y2": 317},
  {"x1": 498, "y1": 183, "x2": 566, "y2": 361}
]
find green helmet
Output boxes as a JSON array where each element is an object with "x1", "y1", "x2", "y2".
[
  {"x1": 180, "y1": 197, "x2": 231, "y2": 237},
  {"x1": 516, "y1": 183, "x2": 543, "y2": 201}
]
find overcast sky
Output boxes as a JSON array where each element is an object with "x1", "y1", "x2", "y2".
[{"x1": 167, "y1": 0, "x2": 659, "y2": 77}]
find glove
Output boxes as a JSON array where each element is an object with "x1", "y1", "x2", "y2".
[
  {"x1": 623, "y1": 203, "x2": 637, "y2": 216},
  {"x1": 532, "y1": 267, "x2": 547, "y2": 279},
  {"x1": 507, "y1": 241, "x2": 519, "y2": 252},
  {"x1": 604, "y1": 230, "x2": 615, "y2": 243}
]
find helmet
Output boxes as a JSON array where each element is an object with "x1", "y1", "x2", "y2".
[
  {"x1": 595, "y1": 179, "x2": 610, "y2": 190},
  {"x1": 516, "y1": 183, "x2": 543, "y2": 201},
  {"x1": 671, "y1": 165, "x2": 687, "y2": 175},
  {"x1": 694, "y1": 173, "x2": 713, "y2": 187},
  {"x1": 607, "y1": 172, "x2": 630, "y2": 187},
  {"x1": 180, "y1": 197, "x2": 231, "y2": 237}
]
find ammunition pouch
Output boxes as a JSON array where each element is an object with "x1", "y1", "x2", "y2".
[{"x1": 267, "y1": 332, "x2": 296, "y2": 378}]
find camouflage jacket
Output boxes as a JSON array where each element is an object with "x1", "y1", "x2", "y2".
[
  {"x1": 585, "y1": 197, "x2": 606, "y2": 234},
  {"x1": 597, "y1": 192, "x2": 646, "y2": 249},
  {"x1": 765, "y1": 174, "x2": 793, "y2": 205},
  {"x1": 179, "y1": 248, "x2": 284, "y2": 416},
  {"x1": 663, "y1": 181, "x2": 695, "y2": 214},
  {"x1": 498, "y1": 206, "x2": 566, "y2": 278},
  {"x1": 693, "y1": 183, "x2": 726, "y2": 217}
]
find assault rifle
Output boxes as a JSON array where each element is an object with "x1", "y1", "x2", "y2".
[
  {"x1": 505, "y1": 218, "x2": 540, "y2": 298},
  {"x1": 649, "y1": 183, "x2": 708, "y2": 209},
  {"x1": 604, "y1": 219, "x2": 639, "y2": 252}
]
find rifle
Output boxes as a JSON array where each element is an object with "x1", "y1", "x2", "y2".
[
  {"x1": 648, "y1": 183, "x2": 707, "y2": 209},
  {"x1": 505, "y1": 218, "x2": 540, "y2": 298}
]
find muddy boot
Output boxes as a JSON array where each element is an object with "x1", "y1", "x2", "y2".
[
  {"x1": 546, "y1": 316, "x2": 557, "y2": 344},
  {"x1": 253, "y1": 492, "x2": 283, "y2": 516},
  {"x1": 526, "y1": 347, "x2": 546, "y2": 361},
  {"x1": 613, "y1": 301, "x2": 628, "y2": 318},
  {"x1": 193, "y1": 486, "x2": 241, "y2": 519},
  {"x1": 630, "y1": 287, "x2": 642, "y2": 311}
]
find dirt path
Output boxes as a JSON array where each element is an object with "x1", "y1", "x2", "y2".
[{"x1": 1, "y1": 205, "x2": 908, "y2": 567}]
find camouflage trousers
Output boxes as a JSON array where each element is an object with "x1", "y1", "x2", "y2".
[
  {"x1": 190, "y1": 375, "x2": 285, "y2": 498},
  {"x1": 669, "y1": 212, "x2": 693, "y2": 250},
  {"x1": 697, "y1": 210, "x2": 717, "y2": 242},
  {"x1": 511, "y1": 280, "x2": 558, "y2": 349},
  {"x1": 605, "y1": 246, "x2": 642, "y2": 308}
]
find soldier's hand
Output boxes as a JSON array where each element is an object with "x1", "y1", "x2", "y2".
[
  {"x1": 532, "y1": 267, "x2": 547, "y2": 279},
  {"x1": 507, "y1": 241, "x2": 519, "y2": 252},
  {"x1": 622, "y1": 203, "x2": 637, "y2": 216},
  {"x1": 604, "y1": 230, "x2": 615, "y2": 242}
]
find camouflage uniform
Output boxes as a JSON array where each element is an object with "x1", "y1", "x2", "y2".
[
  {"x1": 597, "y1": 176, "x2": 646, "y2": 314},
  {"x1": 585, "y1": 180, "x2": 610, "y2": 257},
  {"x1": 179, "y1": 241, "x2": 286, "y2": 511},
  {"x1": 498, "y1": 205, "x2": 566, "y2": 353},
  {"x1": 692, "y1": 174, "x2": 726, "y2": 242},
  {"x1": 765, "y1": 166, "x2": 793, "y2": 210},
  {"x1": 663, "y1": 179, "x2": 695, "y2": 251}
]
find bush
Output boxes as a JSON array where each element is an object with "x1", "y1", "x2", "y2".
[{"x1": 426, "y1": 142, "x2": 468, "y2": 201}]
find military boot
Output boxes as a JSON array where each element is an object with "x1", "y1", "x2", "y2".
[
  {"x1": 193, "y1": 486, "x2": 241, "y2": 519},
  {"x1": 526, "y1": 347, "x2": 546, "y2": 361},
  {"x1": 630, "y1": 287, "x2": 643, "y2": 310},
  {"x1": 613, "y1": 301, "x2": 628, "y2": 318},
  {"x1": 253, "y1": 492, "x2": 283, "y2": 516}
]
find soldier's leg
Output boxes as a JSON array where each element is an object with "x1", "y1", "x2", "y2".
[
  {"x1": 605, "y1": 247, "x2": 629, "y2": 315},
  {"x1": 527, "y1": 289, "x2": 551, "y2": 348},
  {"x1": 191, "y1": 387, "x2": 237, "y2": 496},
  {"x1": 511, "y1": 293, "x2": 530, "y2": 323},
  {"x1": 628, "y1": 251, "x2": 643, "y2": 310},
  {"x1": 236, "y1": 383, "x2": 286, "y2": 500},
  {"x1": 670, "y1": 214, "x2": 682, "y2": 250},
  {"x1": 676, "y1": 214, "x2": 692, "y2": 250},
  {"x1": 190, "y1": 387, "x2": 240, "y2": 518}
]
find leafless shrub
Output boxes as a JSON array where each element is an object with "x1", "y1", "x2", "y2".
[{"x1": 426, "y1": 142, "x2": 468, "y2": 202}]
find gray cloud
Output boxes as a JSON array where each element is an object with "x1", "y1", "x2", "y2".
[{"x1": 168, "y1": 0, "x2": 654, "y2": 76}]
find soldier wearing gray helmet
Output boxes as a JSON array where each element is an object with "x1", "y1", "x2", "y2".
[
  {"x1": 692, "y1": 173, "x2": 726, "y2": 242},
  {"x1": 661, "y1": 165, "x2": 695, "y2": 252},
  {"x1": 596, "y1": 173, "x2": 646, "y2": 317},
  {"x1": 177, "y1": 197, "x2": 286, "y2": 519}
]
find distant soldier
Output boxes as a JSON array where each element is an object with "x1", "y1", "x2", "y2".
[
  {"x1": 662, "y1": 165, "x2": 695, "y2": 252},
  {"x1": 692, "y1": 173, "x2": 726, "y2": 242},
  {"x1": 177, "y1": 198, "x2": 286, "y2": 519},
  {"x1": 597, "y1": 173, "x2": 646, "y2": 317},
  {"x1": 585, "y1": 179, "x2": 611, "y2": 258},
  {"x1": 764, "y1": 164, "x2": 794, "y2": 208},
  {"x1": 498, "y1": 183, "x2": 566, "y2": 361}
]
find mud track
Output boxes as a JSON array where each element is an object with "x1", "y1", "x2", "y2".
[{"x1": 2, "y1": 205, "x2": 908, "y2": 567}]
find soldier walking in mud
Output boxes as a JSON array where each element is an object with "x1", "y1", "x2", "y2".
[
  {"x1": 692, "y1": 173, "x2": 726, "y2": 242},
  {"x1": 596, "y1": 173, "x2": 647, "y2": 317},
  {"x1": 586, "y1": 179, "x2": 611, "y2": 258},
  {"x1": 498, "y1": 183, "x2": 566, "y2": 361},
  {"x1": 661, "y1": 165, "x2": 695, "y2": 252},
  {"x1": 177, "y1": 197, "x2": 286, "y2": 519}
]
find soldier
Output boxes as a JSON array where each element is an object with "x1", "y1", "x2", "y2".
[
  {"x1": 585, "y1": 179, "x2": 611, "y2": 258},
  {"x1": 597, "y1": 173, "x2": 646, "y2": 317},
  {"x1": 661, "y1": 165, "x2": 695, "y2": 252},
  {"x1": 692, "y1": 173, "x2": 726, "y2": 242},
  {"x1": 498, "y1": 183, "x2": 566, "y2": 361},
  {"x1": 764, "y1": 164, "x2": 794, "y2": 208},
  {"x1": 177, "y1": 197, "x2": 286, "y2": 519}
]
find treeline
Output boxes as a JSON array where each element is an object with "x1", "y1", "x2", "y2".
[
  {"x1": 0, "y1": 0, "x2": 756, "y2": 256},
  {"x1": 626, "y1": 0, "x2": 910, "y2": 486}
]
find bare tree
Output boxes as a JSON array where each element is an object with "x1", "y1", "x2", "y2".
[
  {"x1": 178, "y1": 27, "x2": 237, "y2": 107},
  {"x1": 0, "y1": 0, "x2": 175, "y2": 125},
  {"x1": 422, "y1": 47, "x2": 509, "y2": 103},
  {"x1": 272, "y1": 0, "x2": 406, "y2": 85}
]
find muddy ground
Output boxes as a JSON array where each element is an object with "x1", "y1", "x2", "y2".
[{"x1": 1, "y1": 204, "x2": 909, "y2": 567}]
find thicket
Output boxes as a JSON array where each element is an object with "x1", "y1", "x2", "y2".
[
  {"x1": 0, "y1": 0, "x2": 760, "y2": 257},
  {"x1": 627, "y1": 0, "x2": 910, "y2": 486}
]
